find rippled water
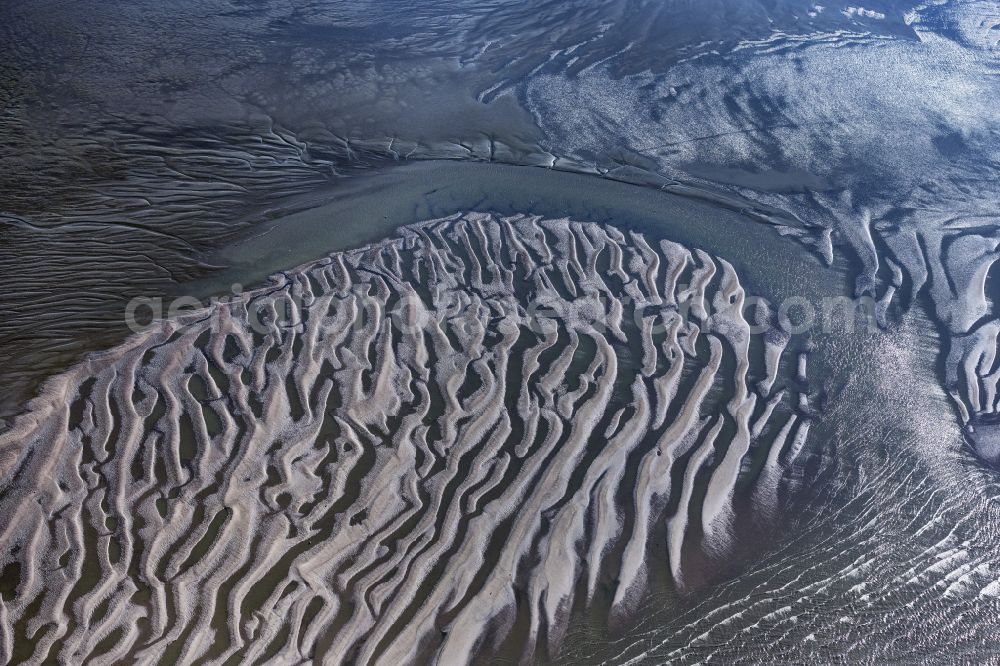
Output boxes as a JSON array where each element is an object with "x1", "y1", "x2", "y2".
[{"x1": 1, "y1": 0, "x2": 999, "y2": 663}]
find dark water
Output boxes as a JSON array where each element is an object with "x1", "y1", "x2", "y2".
[{"x1": 1, "y1": 0, "x2": 999, "y2": 663}]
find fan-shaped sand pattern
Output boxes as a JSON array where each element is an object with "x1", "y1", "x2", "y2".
[{"x1": 0, "y1": 213, "x2": 810, "y2": 665}]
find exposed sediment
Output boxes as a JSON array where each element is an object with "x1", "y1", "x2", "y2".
[{"x1": 0, "y1": 213, "x2": 810, "y2": 664}]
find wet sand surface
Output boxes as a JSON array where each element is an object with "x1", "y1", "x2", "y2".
[{"x1": 3, "y1": 0, "x2": 1000, "y2": 663}]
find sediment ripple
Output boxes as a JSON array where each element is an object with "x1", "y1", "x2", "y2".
[{"x1": 0, "y1": 213, "x2": 810, "y2": 664}]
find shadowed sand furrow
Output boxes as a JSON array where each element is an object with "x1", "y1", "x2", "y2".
[{"x1": 0, "y1": 213, "x2": 810, "y2": 665}]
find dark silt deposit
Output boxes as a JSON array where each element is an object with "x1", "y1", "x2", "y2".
[{"x1": 1, "y1": 1, "x2": 999, "y2": 664}]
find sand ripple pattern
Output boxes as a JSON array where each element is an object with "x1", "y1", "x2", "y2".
[{"x1": 0, "y1": 214, "x2": 809, "y2": 664}]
